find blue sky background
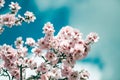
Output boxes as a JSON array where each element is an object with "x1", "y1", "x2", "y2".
[{"x1": 0, "y1": 0, "x2": 120, "y2": 80}]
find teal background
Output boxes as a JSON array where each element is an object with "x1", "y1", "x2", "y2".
[{"x1": 0, "y1": 0, "x2": 120, "y2": 80}]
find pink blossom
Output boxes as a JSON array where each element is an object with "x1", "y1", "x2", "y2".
[
  {"x1": 10, "y1": 69, "x2": 20, "y2": 80},
  {"x1": 27, "y1": 59, "x2": 33, "y2": 65},
  {"x1": 31, "y1": 47, "x2": 42, "y2": 57},
  {"x1": 77, "y1": 39, "x2": 84, "y2": 45},
  {"x1": 17, "y1": 47, "x2": 28, "y2": 57},
  {"x1": 72, "y1": 29, "x2": 82, "y2": 39},
  {"x1": 37, "y1": 36, "x2": 54, "y2": 49},
  {"x1": 25, "y1": 37, "x2": 36, "y2": 46},
  {"x1": 45, "y1": 51, "x2": 56, "y2": 61},
  {"x1": 2, "y1": 14, "x2": 16, "y2": 27},
  {"x1": 49, "y1": 37, "x2": 59, "y2": 50},
  {"x1": 58, "y1": 40, "x2": 70, "y2": 54},
  {"x1": 37, "y1": 62, "x2": 49, "y2": 73},
  {"x1": 68, "y1": 71, "x2": 79, "y2": 80},
  {"x1": 61, "y1": 66, "x2": 72, "y2": 77},
  {"x1": 47, "y1": 68, "x2": 61, "y2": 79},
  {"x1": 43, "y1": 22, "x2": 55, "y2": 36},
  {"x1": 44, "y1": 35, "x2": 54, "y2": 49},
  {"x1": 4, "y1": 61, "x2": 16, "y2": 70},
  {"x1": 0, "y1": 44, "x2": 17, "y2": 61},
  {"x1": 6, "y1": 52, "x2": 16, "y2": 61},
  {"x1": 72, "y1": 44, "x2": 85, "y2": 60},
  {"x1": 63, "y1": 54, "x2": 76, "y2": 67},
  {"x1": 51, "y1": 58, "x2": 58, "y2": 65},
  {"x1": 14, "y1": 37, "x2": 24, "y2": 48},
  {"x1": 37, "y1": 37, "x2": 49, "y2": 49},
  {"x1": 86, "y1": 32, "x2": 99, "y2": 45},
  {"x1": 80, "y1": 69, "x2": 90, "y2": 80},
  {"x1": 82, "y1": 44, "x2": 91, "y2": 58},
  {"x1": 74, "y1": 44, "x2": 84, "y2": 54},
  {"x1": 29, "y1": 62, "x2": 37, "y2": 70},
  {"x1": 57, "y1": 26, "x2": 73, "y2": 40},
  {"x1": 15, "y1": 58, "x2": 25, "y2": 67},
  {"x1": 25, "y1": 59, "x2": 37, "y2": 69}
]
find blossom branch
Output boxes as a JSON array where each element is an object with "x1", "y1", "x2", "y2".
[
  {"x1": 0, "y1": 22, "x2": 99, "y2": 80},
  {"x1": 0, "y1": 1, "x2": 36, "y2": 34}
]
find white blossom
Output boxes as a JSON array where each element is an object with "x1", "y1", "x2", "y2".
[
  {"x1": 25, "y1": 37, "x2": 36, "y2": 46},
  {"x1": 24, "y1": 11, "x2": 36, "y2": 23},
  {"x1": 14, "y1": 37, "x2": 24, "y2": 48},
  {"x1": 9, "y1": 2, "x2": 21, "y2": 13}
]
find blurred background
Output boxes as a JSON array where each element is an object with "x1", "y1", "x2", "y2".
[{"x1": 0, "y1": 0, "x2": 120, "y2": 80}]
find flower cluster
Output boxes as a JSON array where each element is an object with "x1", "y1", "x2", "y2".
[
  {"x1": 0, "y1": 44, "x2": 20, "y2": 79},
  {"x1": 0, "y1": 1, "x2": 36, "y2": 34},
  {"x1": 0, "y1": 22, "x2": 99, "y2": 80}
]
